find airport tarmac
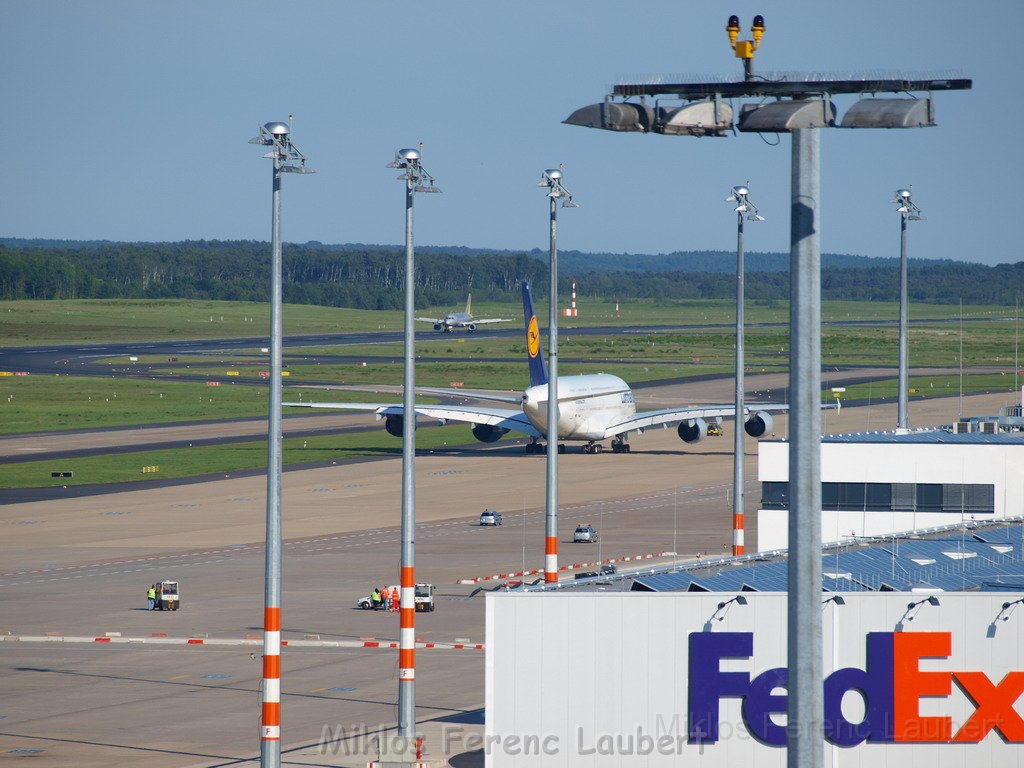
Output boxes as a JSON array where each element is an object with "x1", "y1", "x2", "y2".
[{"x1": 0, "y1": 388, "x2": 1014, "y2": 767}]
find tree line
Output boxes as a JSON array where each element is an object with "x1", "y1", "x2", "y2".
[{"x1": 0, "y1": 240, "x2": 1021, "y2": 307}]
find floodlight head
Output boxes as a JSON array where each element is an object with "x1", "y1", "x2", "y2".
[
  {"x1": 717, "y1": 594, "x2": 748, "y2": 609},
  {"x1": 545, "y1": 168, "x2": 563, "y2": 181},
  {"x1": 264, "y1": 122, "x2": 290, "y2": 137},
  {"x1": 734, "y1": 185, "x2": 749, "y2": 197},
  {"x1": 398, "y1": 148, "x2": 421, "y2": 161},
  {"x1": 897, "y1": 188, "x2": 912, "y2": 199},
  {"x1": 908, "y1": 595, "x2": 941, "y2": 610}
]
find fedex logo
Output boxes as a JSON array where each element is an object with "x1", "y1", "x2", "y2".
[{"x1": 688, "y1": 631, "x2": 1024, "y2": 746}]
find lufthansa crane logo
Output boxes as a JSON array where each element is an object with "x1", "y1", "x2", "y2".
[{"x1": 527, "y1": 316, "x2": 540, "y2": 358}]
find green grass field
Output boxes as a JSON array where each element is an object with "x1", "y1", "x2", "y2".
[
  {"x1": 3, "y1": 296, "x2": 1023, "y2": 488},
  {"x1": 828, "y1": 374, "x2": 1022, "y2": 404},
  {"x1": 0, "y1": 375, "x2": 377, "y2": 435},
  {"x1": 0, "y1": 424, "x2": 477, "y2": 489},
  {"x1": 0, "y1": 297, "x2": 1010, "y2": 346}
]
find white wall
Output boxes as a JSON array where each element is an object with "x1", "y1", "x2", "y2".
[
  {"x1": 757, "y1": 440, "x2": 1024, "y2": 551},
  {"x1": 485, "y1": 591, "x2": 1024, "y2": 768}
]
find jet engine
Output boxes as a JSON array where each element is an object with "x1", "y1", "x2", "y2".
[
  {"x1": 472, "y1": 423, "x2": 509, "y2": 443},
  {"x1": 467, "y1": 323, "x2": 477, "y2": 332},
  {"x1": 433, "y1": 323, "x2": 443, "y2": 331},
  {"x1": 744, "y1": 411, "x2": 774, "y2": 438},
  {"x1": 677, "y1": 418, "x2": 708, "y2": 444},
  {"x1": 384, "y1": 415, "x2": 407, "y2": 437}
]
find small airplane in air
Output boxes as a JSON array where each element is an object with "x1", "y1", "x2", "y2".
[
  {"x1": 415, "y1": 294, "x2": 512, "y2": 333},
  {"x1": 285, "y1": 281, "x2": 788, "y2": 454}
]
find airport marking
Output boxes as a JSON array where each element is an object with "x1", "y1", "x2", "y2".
[
  {"x1": 1, "y1": 635, "x2": 484, "y2": 650},
  {"x1": 456, "y1": 551, "x2": 677, "y2": 584}
]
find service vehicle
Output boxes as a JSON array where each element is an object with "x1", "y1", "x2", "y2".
[
  {"x1": 573, "y1": 525, "x2": 599, "y2": 543},
  {"x1": 154, "y1": 580, "x2": 179, "y2": 611},
  {"x1": 356, "y1": 583, "x2": 435, "y2": 612},
  {"x1": 479, "y1": 509, "x2": 503, "y2": 526}
]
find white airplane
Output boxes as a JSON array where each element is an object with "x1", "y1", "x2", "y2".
[
  {"x1": 415, "y1": 294, "x2": 512, "y2": 333},
  {"x1": 284, "y1": 281, "x2": 787, "y2": 454}
]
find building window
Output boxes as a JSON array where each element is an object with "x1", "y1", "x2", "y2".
[
  {"x1": 917, "y1": 484, "x2": 944, "y2": 512},
  {"x1": 761, "y1": 481, "x2": 993, "y2": 514},
  {"x1": 762, "y1": 481, "x2": 789, "y2": 509}
]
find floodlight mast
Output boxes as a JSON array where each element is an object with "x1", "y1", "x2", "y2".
[
  {"x1": 562, "y1": 18, "x2": 970, "y2": 768},
  {"x1": 891, "y1": 188, "x2": 923, "y2": 431},
  {"x1": 386, "y1": 146, "x2": 440, "y2": 739},
  {"x1": 248, "y1": 120, "x2": 314, "y2": 768},
  {"x1": 725, "y1": 185, "x2": 763, "y2": 556},
  {"x1": 536, "y1": 168, "x2": 577, "y2": 584}
]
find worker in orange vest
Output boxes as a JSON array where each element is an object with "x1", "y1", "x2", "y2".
[{"x1": 390, "y1": 586, "x2": 401, "y2": 612}]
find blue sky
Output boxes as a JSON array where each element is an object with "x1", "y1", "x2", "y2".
[{"x1": 2, "y1": 1, "x2": 1018, "y2": 266}]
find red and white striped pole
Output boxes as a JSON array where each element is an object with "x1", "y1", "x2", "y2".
[
  {"x1": 261, "y1": 606, "x2": 281, "y2": 746},
  {"x1": 732, "y1": 512, "x2": 745, "y2": 556},
  {"x1": 545, "y1": 535, "x2": 559, "y2": 584},
  {"x1": 399, "y1": 565, "x2": 416, "y2": 692},
  {"x1": 563, "y1": 280, "x2": 578, "y2": 317}
]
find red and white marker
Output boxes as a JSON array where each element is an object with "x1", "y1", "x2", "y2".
[
  {"x1": 399, "y1": 565, "x2": 415, "y2": 683},
  {"x1": 563, "y1": 279, "x2": 578, "y2": 317},
  {"x1": 732, "y1": 511, "x2": 745, "y2": 556},
  {"x1": 261, "y1": 606, "x2": 281, "y2": 742}
]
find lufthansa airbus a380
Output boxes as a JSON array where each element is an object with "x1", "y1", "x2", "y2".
[{"x1": 284, "y1": 282, "x2": 787, "y2": 454}]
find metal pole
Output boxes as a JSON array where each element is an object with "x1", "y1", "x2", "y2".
[
  {"x1": 787, "y1": 127, "x2": 823, "y2": 768},
  {"x1": 733, "y1": 208, "x2": 746, "y2": 556},
  {"x1": 897, "y1": 210, "x2": 909, "y2": 430},
  {"x1": 398, "y1": 168, "x2": 417, "y2": 736},
  {"x1": 261, "y1": 150, "x2": 283, "y2": 768},
  {"x1": 545, "y1": 191, "x2": 559, "y2": 584}
]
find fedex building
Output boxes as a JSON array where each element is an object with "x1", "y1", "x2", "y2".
[
  {"x1": 485, "y1": 592, "x2": 1024, "y2": 766},
  {"x1": 757, "y1": 429, "x2": 1024, "y2": 551}
]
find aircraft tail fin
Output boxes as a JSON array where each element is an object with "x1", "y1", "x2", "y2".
[
  {"x1": 521, "y1": 281, "x2": 548, "y2": 387},
  {"x1": 465, "y1": 293, "x2": 472, "y2": 315}
]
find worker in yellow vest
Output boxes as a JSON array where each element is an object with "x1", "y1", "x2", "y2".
[{"x1": 147, "y1": 584, "x2": 157, "y2": 610}]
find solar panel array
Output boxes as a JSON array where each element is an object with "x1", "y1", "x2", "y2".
[{"x1": 631, "y1": 524, "x2": 1024, "y2": 594}]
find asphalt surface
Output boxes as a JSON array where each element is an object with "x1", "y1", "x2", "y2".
[
  {"x1": 1, "y1": 387, "x2": 1013, "y2": 767},
  {"x1": 0, "y1": 322, "x2": 1018, "y2": 766}
]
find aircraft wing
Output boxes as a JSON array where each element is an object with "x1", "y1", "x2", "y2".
[
  {"x1": 604, "y1": 403, "x2": 790, "y2": 437},
  {"x1": 283, "y1": 401, "x2": 541, "y2": 437},
  {"x1": 415, "y1": 316, "x2": 442, "y2": 324},
  {"x1": 466, "y1": 317, "x2": 513, "y2": 324},
  {"x1": 416, "y1": 386, "x2": 523, "y2": 405}
]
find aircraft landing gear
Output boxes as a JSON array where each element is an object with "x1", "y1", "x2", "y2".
[
  {"x1": 583, "y1": 443, "x2": 604, "y2": 455},
  {"x1": 611, "y1": 436, "x2": 631, "y2": 454},
  {"x1": 526, "y1": 440, "x2": 567, "y2": 454}
]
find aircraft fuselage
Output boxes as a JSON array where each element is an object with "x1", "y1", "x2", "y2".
[{"x1": 521, "y1": 373, "x2": 635, "y2": 441}]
